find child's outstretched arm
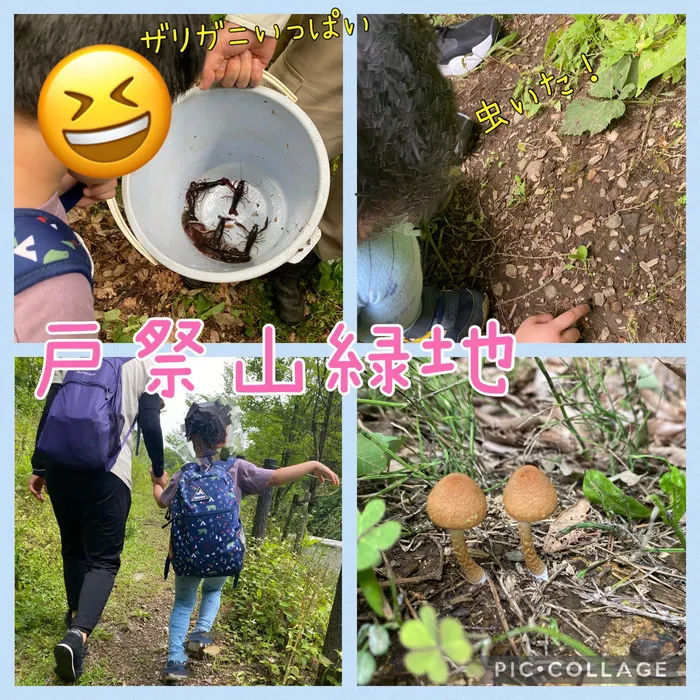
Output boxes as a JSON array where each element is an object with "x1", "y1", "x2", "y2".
[{"x1": 269, "y1": 461, "x2": 340, "y2": 487}]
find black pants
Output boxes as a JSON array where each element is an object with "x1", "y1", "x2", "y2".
[{"x1": 45, "y1": 466, "x2": 131, "y2": 635}]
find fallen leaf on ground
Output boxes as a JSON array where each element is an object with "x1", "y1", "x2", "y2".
[{"x1": 543, "y1": 499, "x2": 591, "y2": 554}]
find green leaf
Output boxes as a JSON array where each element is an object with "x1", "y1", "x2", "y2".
[
  {"x1": 637, "y1": 25, "x2": 686, "y2": 95},
  {"x1": 357, "y1": 649, "x2": 377, "y2": 685},
  {"x1": 400, "y1": 618, "x2": 437, "y2": 649},
  {"x1": 544, "y1": 26, "x2": 565, "y2": 60},
  {"x1": 358, "y1": 499, "x2": 401, "y2": 570},
  {"x1": 200, "y1": 302, "x2": 226, "y2": 320},
  {"x1": 368, "y1": 624, "x2": 391, "y2": 656},
  {"x1": 103, "y1": 309, "x2": 121, "y2": 322},
  {"x1": 636, "y1": 363, "x2": 661, "y2": 390},
  {"x1": 560, "y1": 97, "x2": 626, "y2": 136},
  {"x1": 357, "y1": 431, "x2": 404, "y2": 476},
  {"x1": 358, "y1": 568, "x2": 392, "y2": 618},
  {"x1": 399, "y1": 606, "x2": 473, "y2": 685},
  {"x1": 405, "y1": 650, "x2": 448, "y2": 684},
  {"x1": 358, "y1": 498, "x2": 385, "y2": 533},
  {"x1": 589, "y1": 56, "x2": 632, "y2": 99},
  {"x1": 583, "y1": 470, "x2": 652, "y2": 520},
  {"x1": 659, "y1": 466, "x2": 686, "y2": 523},
  {"x1": 439, "y1": 618, "x2": 472, "y2": 664}
]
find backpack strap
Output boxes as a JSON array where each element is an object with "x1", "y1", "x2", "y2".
[
  {"x1": 59, "y1": 183, "x2": 87, "y2": 213},
  {"x1": 14, "y1": 208, "x2": 94, "y2": 295},
  {"x1": 106, "y1": 415, "x2": 139, "y2": 471}
]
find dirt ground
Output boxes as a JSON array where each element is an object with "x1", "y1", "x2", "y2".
[
  {"x1": 48, "y1": 508, "x2": 265, "y2": 687},
  {"x1": 424, "y1": 15, "x2": 686, "y2": 342},
  {"x1": 358, "y1": 358, "x2": 686, "y2": 685}
]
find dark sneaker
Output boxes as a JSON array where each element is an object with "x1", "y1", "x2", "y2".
[
  {"x1": 269, "y1": 251, "x2": 320, "y2": 324},
  {"x1": 163, "y1": 661, "x2": 190, "y2": 683},
  {"x1": 405, "y1": 287, "x2": 489, "y2": 342},
  {"x1": 187, "y1": 630, "x2": 214, "y2": 653},
  {"x1": 436, "y1": 16, "x2": 500, "y2": 77},
  {"x1": 455, "y1": 112, "x2": 475, "y2": 158},
  {"x1": 54, "y1": 629, "x2": 86, "y2": 682}
]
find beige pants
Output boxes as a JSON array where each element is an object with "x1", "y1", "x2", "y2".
[{"x1": 269, "y1": 15, "x2": 343, "y2": 260}]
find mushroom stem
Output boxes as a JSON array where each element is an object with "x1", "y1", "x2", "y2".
[
  {"x1": 450, "y1": 530, "x2": 486, "y2": 584},
  {"x1": 517, "y1": 521, "x2": 547, "y2": 580}
]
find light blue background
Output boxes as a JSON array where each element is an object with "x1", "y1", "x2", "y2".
[{"x1": 5, "y1": 1, "x2": 694, "y2": 696}]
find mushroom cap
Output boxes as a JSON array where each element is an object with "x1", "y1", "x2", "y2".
[
  {"x1": 427, "y1": 473, "x2": 487, "y2": 530},
  {"x1": 503, "y1": 465, "x2": 558, "y2": 522}
]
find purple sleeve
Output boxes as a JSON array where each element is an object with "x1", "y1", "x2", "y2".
[
  {"x1": 15, "y1": 274, "x2": 96, "y2": 343},
  {"x1": 159, "y1": 470, "x2": 183, "y2": 508},
  {"x1": 232, "y1": 459, "x2": 273, "y2": 499}
]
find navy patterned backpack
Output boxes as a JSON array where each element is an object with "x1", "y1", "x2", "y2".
[{"x1": 165, "y1": 458, "x2": 245, "y2": 585}]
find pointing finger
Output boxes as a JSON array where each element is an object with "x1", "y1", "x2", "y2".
[
  {"x1": 551, "y1": 304, "x2": 590, "y2": 331},
  {"x1": 561, "y1": 327, "x2": 582, "y2": 343}
]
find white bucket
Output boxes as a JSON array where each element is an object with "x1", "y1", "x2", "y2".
[{"x1": 117, "y1": 77, "x2": 330, "y2": 282}]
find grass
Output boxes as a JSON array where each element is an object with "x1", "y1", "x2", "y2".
[
  {"x1": 15, "y1": 407, "x2": 339, "y2": 686},
  {"x1": 15, "y1": 410, "x2": 171, "y2": 685},
  {"x1": 357, "y1": 358, "x2": 686, "y2": 685}
]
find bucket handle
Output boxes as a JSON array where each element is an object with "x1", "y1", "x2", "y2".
[
  {"x1": 261, "y1": 71, "x2": 298, "y2": 102},
  {"x1": 107, "y1": 197, "x2": 159, "y2": 265}
]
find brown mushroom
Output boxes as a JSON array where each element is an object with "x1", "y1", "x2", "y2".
[
  {"x1": 427, "y1": 473, "x2": 488, "y2": 584},
  {"x1": 502, "y1": 465, "x2": 558, "y2": 580}
]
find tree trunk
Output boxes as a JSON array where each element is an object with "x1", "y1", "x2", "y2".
[
  {"x1": 281, "y1": 493, "x2": 300, "y2": 541},
  {"x1": 251, "y1": 457, "x2": 277, "y2": 540},
  {"x1": 315, "y1": 569, "x2": 342, "y2": 685},
  {"x1": 294, "y1": 477, "x2": 317, "y2": 552}
]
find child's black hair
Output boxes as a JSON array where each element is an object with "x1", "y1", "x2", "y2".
[
  {"x1": 15, "y1": 14, "x2": 209, "y2": 119},
  {"x1": 358, "y1": 14, "x2": 461, "y2": 232}
]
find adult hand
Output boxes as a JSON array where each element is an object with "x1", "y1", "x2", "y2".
[
  {"x1": 515, "y1": 304, "x2": 590, "y2": 343},
  {"x1": 29, "y1": 475, "x2": 46, "y2": 502},
  {"x1": 311, "y1": 463, "x2": 340, "y2": 486},
  {"x1": 60, "y1": 173, "x2": 118, "y2": 207},
  {"x1": 200, "y1": 20, "x2": 277, "y2": 89},
  {"x1": 150, "y1": 469, "x2": 169, "y2": 488}
]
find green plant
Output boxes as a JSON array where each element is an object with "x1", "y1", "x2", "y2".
[
  {"x1": 399, "y1": 605, "x2": 481, "y2": 685},
  {"x1": 544, "y1": 14, "x2": 602, "y2": 76},
  {"x1": 358, "y1": 430, "x2": 405, "y2": 476},
  {"x1": 316, "y1": 260, "x2": 343, "y2": 293},
  {"x1": 356, "y1": 499, "x2": 402, "y2": 684},
  {"x1": 357, "y1": 499, "x2": 401, "y2": 617},
  {"x1": 582, "y1": 470, "x2": 652, "y2": 520},
  {"x1": 512, "y1": 71, "x2": 545, "y2": 118},
  {"x1": 556, "y1": 15, "x2": 686, "y2": 135},
  {"x1": 647, "y1": 463, "x2": 686, "y2": 548},
  {"x1": 506, "y1": 175, "x2": 527, "y2": 208},
  {"x1": 565, "y1": 244, "x2": 590, "y2": 271},
  {"x1": 100, "y1": 310, "x2": 149, "y2": 342},
  {"x1": 357, "y1": 622, "x2": 393, "y2": 685}
]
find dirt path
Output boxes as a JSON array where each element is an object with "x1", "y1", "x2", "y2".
[
  {"x1": 426, "y1": 14, "x2": 685, "y2": 342},
  {"x1": 78, "y1": 509, "x2": 259, "y2": 686}
]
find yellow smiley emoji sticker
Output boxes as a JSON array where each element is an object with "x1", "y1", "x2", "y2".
[{"x1": 38, "y1": 45, "x2": 171, "y2": 178}]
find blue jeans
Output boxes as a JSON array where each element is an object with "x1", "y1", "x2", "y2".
[{"x1": 168, "y1": 575, "x2": 228, "y2": 663}]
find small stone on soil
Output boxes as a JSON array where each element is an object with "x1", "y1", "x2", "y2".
[{"x1": 605, "y1": 213, "x2": 622, "y2": 229}]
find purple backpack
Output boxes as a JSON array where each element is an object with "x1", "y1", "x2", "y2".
[{"x1": 36, "y1": 358, "x2": 139, "y2": 471}]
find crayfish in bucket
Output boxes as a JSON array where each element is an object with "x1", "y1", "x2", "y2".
[{"x1": 182, "y1": 177, "x2": 260, "y2": 263}]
